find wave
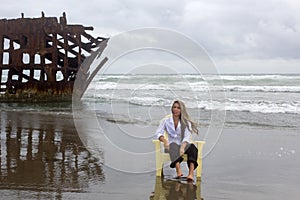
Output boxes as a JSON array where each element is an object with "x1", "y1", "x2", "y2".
[
  {"x1": 95, "y1": 74, "x2": 300, "y2": 82},
  {"x1": 83, "y1": 93, "x2": 300, "y2": 115},
  {"x1": 86, "y1": 81, "x2": 300, "y2": 93},
  {"x1": 225, "y1": 99, "x2": 300, "y2": 114},
  {"x1": 90, "y1": 106, "x2": 300, "y2": 130},
  {"x1": 225, "y1": 121, "x2": 299, "y2": 129},
  {"x1": 225, "y1": 85, "x2": 300, "y2": 93},
  {"x1": 219, "y1": 74, "x2": 300, "y2": 81},
  {"x1": 83, "y1": 74, "x2": 300, "y2": 115}
]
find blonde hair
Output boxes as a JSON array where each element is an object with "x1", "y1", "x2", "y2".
[{"x1": 172, "y1": 100, "x2": 199, "y2": 134}]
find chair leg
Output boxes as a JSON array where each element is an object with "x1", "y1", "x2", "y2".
[
  {"x1": 156, "y1": 154, "x2": 164, "y2": 177},
  {"x1": 196, "y1": 158, "x2": 202, "y2": 178},
  {"x1": 156, "y1": 163, "x2": 162, "y2": 177},
  {"x1": 195, "y1": 141, "x2": 204, "y2": 178},
  {"x1": 153, "y1": 140, "x2": 163, "y2": 177}
]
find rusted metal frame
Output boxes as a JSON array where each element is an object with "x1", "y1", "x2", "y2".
[
  {"x1": 0, "y1": 36, "x2": 3, "y2": 66},
  {"x1": 49, "y1": 33, "x2": 58, "y2": 83},
  {"x1": 75, "y1": 33, "x2": 82, "y2": 76},
  {"x1": 8, "y1": 36, "x2": 29, "y2": 84},
  {"x1": 81, "y1": 31, "x2": 100, "y2": 46},
  {"x1": 64, "y1": 32, "x2": 76, "y2": 82},
  {"x1": 61, "y1": 30, "x2": 68, "y2": 80},
  {"x1": 67, "y1": 34, "x2": 93, "y2": 53},
  {"x1": 42, "y1": 31, "x2": 56, "y2": 83},
  {"x1": 46, "y1": 34, "x2": 85, "y2": 64},
  {"x1": 0, "y1": 14, "x2": 105, "y2": 101},
  {"x1": 48, "y1": 32, "x2": 60, "y2": 82}
]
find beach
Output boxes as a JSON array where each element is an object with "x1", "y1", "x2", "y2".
[
  {"x1": 1, "y1": 73, "x2": 300, "y2": 199},
  {"x1": 0, "y1": 109, "x2": 299, "y2": 199}
]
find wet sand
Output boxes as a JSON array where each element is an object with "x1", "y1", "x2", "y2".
[
  {"x1": 201, "y1": 127, "x2": 300, "y2": 199},
  {"x1": 1, "y1": 110, "x2": 300, "y2": 199}
]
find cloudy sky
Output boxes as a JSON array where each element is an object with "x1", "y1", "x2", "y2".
[{"x1": 1, "y1": 0, "x2": 300, "y2": 74}]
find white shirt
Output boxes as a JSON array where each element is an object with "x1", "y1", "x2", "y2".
[{"x1": 155, "y1": 114, "x2": 192, "y2": 145}]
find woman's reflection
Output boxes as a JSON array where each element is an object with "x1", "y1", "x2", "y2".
[{"x1": 150, "y1": 177, "x2": 203, "y2": 200}]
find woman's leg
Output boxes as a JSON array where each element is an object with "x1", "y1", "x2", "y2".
[
  {"x1": 169, "y1": 143, "x2": 184, "y2": 176},
  {"x1": 175, "y1": 162, "x2": 183, "y2": 177},
  {"x1": 184, "y1": 144, "x2": 198, "y2": 180},
  {"x1": 187, "y1": 162, "x2": 195, "y2": 180}
]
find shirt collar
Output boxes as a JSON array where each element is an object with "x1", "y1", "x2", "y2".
[{"x1": 169, "y1": 114, "x2": 181, "y2": 130}]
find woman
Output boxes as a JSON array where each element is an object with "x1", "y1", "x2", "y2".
[{"x1": 155, "y1": 100, "x2": 199, "y2": 181}]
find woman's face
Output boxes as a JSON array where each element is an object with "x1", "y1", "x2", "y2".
[{"x1": 172, "y1": 102, "x2": 181, "y2": 117}]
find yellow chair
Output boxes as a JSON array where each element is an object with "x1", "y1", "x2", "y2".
[{"x1": 152, "y1": 132, "x2": 205, "y2": 179}]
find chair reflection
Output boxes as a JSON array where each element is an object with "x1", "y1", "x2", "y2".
[{"x1": 150, "y1": 177, "x2": 203, "y2": 200}]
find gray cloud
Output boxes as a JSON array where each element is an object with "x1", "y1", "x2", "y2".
[
  {"x1": 177, "y1": 1, "x2": 300, "y2": 59},
  {"x1": 1, "y1": 0, "x2": 300, "y2": 73}
]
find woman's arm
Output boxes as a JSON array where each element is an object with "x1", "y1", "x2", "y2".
[
  {"x1": 159, "y1": 136, "x2": 169, "y2": 150},
  {"x1": 155, "y1": 118, "x2": 169, "y2": 149},
  {"x1": 180, "y1": 141, "x2": 188, "y2": 156},
  {"x1": 180, "y1": 122, "x2": 192, "y2": 155},
  {"x1": 182, "y1": 121, "x2": 192, "y2": 144}
]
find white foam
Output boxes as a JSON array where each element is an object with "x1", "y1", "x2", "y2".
[
  {"x1": 83, "y1": 74, "x2": 300, "y2": 115},
  {"x1": 225, "y1": 85, "x2": 300, "y2": 93}
]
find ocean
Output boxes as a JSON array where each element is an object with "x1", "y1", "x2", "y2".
[
  {"x1": 2, "y1": 73, "x2": 299, "y2": 130},
  {"x1": 81, "y1": 73, "x2": 300, "y2": 130},
  {"x1": 1, "y1": 73, "x2": 300, "y2": 199}
]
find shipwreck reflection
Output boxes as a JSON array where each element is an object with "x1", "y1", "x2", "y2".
[{"x1": 0, "y1": 110, "x2": 104, "y2": 197}]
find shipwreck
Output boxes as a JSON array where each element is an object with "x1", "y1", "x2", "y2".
[{"x1": 0, "y1": 12, "x2": 107, "y2": 102}]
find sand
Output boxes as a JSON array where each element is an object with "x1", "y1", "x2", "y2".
[{"x1": 1, "y1": 110, "x2": 300, "y2": 199}]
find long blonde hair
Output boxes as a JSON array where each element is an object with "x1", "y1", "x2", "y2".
[{"x1": 172, "y1": 100, "x2": 199, "y2": 134}]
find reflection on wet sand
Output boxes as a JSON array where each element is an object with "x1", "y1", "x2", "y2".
[
  {"x1": 150, "y1": 177, "x2": 203, "y2": 200},
  {"x1": 0, "y1": 111, "x2": 104, "y2": 199}
]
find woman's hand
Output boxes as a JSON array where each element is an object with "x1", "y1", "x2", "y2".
[
  {"x1": 159, "y1": 136, "x2": 169, "y2": 150},
  {"x1": 179, "y1": 146, "x2": 185, "y2": 156},
  {"x1": 163, "y1": 141, "x2": 169, "y2": 150},
  {"x1": 180, "y1": 142, "x2": 187, "y2": 156}
]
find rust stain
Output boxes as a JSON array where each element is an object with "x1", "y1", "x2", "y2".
[{"x1": 0, "y1": 12, "x2": 107, "y2": 102}]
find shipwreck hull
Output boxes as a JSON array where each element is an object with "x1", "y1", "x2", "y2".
[
  {"x1": 2, "y1": 82, "x2": 74, "y2": 102},
  {"x1": 0, "y1": 13, "x2": 105, "y2": 102}
]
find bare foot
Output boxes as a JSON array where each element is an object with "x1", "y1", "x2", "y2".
[
  {"x1": 186, "y1": 175, "x2": 194, "y2": 182},
  {"x1": 175, "y1": 173, "x2": 183, "y2": 179},
  {"x1": 175, "y1": 163, "x2": 183, "y2": 177}
]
